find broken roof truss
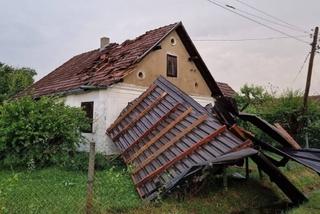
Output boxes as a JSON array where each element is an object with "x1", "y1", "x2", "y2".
[{"x1": 107, "y1": 76, "x2": 320, "y2": 204}]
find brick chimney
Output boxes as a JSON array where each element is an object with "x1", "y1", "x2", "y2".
[{"x1": 100, "y1": 37, "x2": 110, "y2": 51}]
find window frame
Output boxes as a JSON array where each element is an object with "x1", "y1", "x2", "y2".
[
  {"x1": 81, "y1": 101, "x2": 94, "y2": 133},
  {"x1": 166, "y1": 54, "x2": 178, "y2": 77}
]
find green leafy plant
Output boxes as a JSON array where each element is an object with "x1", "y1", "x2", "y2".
[
  {"x1": 0, "y1": 96, "x2": 89, "y2": 168},
  {"x1": 59, "y1": 152, "x2": 123, "y2": 171},
  {"x1": 236, "y1": 85, "x2": 320, "y2": 147},
  {"x1": 0, "y1": 62, "x2": 36, "y2": 103}
]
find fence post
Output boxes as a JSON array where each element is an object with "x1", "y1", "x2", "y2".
[{"x1": 86, "y1": 142, "x2": 95, "y2": 214}]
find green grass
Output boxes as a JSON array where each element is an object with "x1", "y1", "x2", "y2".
[
  {"x1": 0, "y1": 166, "x2": 141, "y2": 213},
  {"x1": 290, "y1": 190, "x2": 320, "y2": 214},
  {"x1": 0, "y1": 161, "x2": 319, "y2": 214}
]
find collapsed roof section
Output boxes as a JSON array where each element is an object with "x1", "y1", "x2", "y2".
[
  {"x1": 107, "y1": 76, "x2": 251, "y2": 199},
  {"x1": 107, "y1": 76, "x2": 319, "y2": 204}
]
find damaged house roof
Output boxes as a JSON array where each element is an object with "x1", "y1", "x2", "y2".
[
  {"x1": 107, "y1": 76, "x2": 320, "y2": 204},
  {"x1": 18, "y1": 22, "x2": 234, "y2": 98},
  {"x1": 107, "y1": 76, "x2": 252, "y2": 200}
]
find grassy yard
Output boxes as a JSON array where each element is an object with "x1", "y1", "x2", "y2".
[{"x1": 0, "y1": 161, "x2": 319, "y2": 214}]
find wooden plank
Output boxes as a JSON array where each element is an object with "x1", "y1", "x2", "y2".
[
  {"x1": 107, "y1": 84, "x2": 156, "y2": 134},
  {"x1": 126, "y1": 107, "x2": 193, "y2": 163},
  {"x1": 274, "y1": 123, "x2": 301, "y2": 150},
  {"x1": 122, "y1": 103, "x2": 181, "y2": 159},
  {"x1": 135, "y1": 125, "x2": 227, "y2": 187},
  {"x1": 112, "y1": 92, "x2": 167, "y2": 140},
  {"x1": 229, "y1": 139, "x2": 253, "y2": 153},
  {"x1": 229, "y1": 124, "x2": 247, "y2": 140},
  {"x1": 132, "y1": 114, "x2": 208, "y2": 174}
]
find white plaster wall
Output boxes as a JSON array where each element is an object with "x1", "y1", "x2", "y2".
[{"x1": 63, "y1": 83, "x2": 214, "y2": 155}]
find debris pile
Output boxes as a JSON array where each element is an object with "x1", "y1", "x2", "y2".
[{"x1": 107, "y1": 76, "x2": 320, "y2": 204}]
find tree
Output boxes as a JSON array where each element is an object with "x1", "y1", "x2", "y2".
[
  {"x1": 0, "y1": 62, "x2": 37, "y2": 103},
  {"x1": 235, "y1": 84, "x2": 272, "y2": 111}
]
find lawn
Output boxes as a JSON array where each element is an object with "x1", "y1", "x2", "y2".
[{"x1": 0, "y1": 161, "x2": 319, "y2": 214}]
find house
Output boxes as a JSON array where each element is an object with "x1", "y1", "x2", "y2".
[{"x1": 20, "y1": 22, "x2": 235, "y2": 154}]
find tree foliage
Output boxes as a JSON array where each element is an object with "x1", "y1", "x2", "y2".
[
  {"x1": 236, "y1": 85, "x2": 320, "y2": 148},
  {"x1": 0, "y1": 62, "x2": 36, "y2": 103},
  {"x1": 0, "y1": 97, "x2": 89, "y2": 168}
]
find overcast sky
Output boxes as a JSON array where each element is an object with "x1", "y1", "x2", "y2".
[{"x1": 1, "y1": 0, "x2": 320, "y2": 94}]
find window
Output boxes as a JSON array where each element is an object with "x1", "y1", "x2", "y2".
[
  {"x1": 167, "y1": 54, "x2": 177, "y2": 77},
  {"x1": 81, "y1": 101, "x2": 94, "y2": 133}
]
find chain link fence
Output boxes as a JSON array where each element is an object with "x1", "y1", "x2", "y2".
[{"x1": 0, "y1": 142, "x2": 140, "y2": 214}]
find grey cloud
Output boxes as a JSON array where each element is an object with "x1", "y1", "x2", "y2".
[{"x1": 0, "y1": 0, "x2": 319, "y2": 94}]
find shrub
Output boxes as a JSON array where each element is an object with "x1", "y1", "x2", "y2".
[
  {"x1": 236, "y1": 86, "x2": 320, "y2": 148},
  {"x1": 0, "y1": 96, "x2": 89, "y2": 168},
  {"x1": 58, "y1": 152, "x2": 124, "y2": 171}
]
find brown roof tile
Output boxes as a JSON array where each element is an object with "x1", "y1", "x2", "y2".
[
  {"x1": 216, "y1": 82, "x2": 237, "y2": 97},
  {"x1": 19, "y1": 22, "x2": 227, "y2": 98},
  {"x1": 19, "y1": 23, "x2": 178, "y2": 97}
]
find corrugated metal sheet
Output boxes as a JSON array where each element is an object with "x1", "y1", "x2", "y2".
[{"x1": 107, "y1": 76, "x2": 250, "y2": 199}]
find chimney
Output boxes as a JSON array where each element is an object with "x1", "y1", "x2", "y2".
[{"x1": 100, "y1": 37, "x2": 110, "y2": 51}]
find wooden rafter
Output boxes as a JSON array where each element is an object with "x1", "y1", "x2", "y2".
[
  {"x1": 112, "y1": 92, "x2": 167, "y2": 140},
  {"x1": 122, "y1": 102, "x2": 181, "y2": 159},
  {"x1": 229, "y1": 139, "x2": 253, "y2": 153},
  {"x1": 132, "y1": 114, "x2": 208, "y2": 174},
  {"x1": 107, "y1": 84, "x2": 156, "y2": 134},
  {"x1": 126, "y1": 107, "x2": 193, "y2": 163},
  {"x1": 135, "y1": 125, "x2": 227, "y2": 187}
]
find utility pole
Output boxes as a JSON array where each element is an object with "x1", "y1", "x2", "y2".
[
  {"x1": 302, "y1": 26, "x2": 318, "y2": 148},
  {"x1": 303, "y1": 26, "x2": 318, "y2": 113}
]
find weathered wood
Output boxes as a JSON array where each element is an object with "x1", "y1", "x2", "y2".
[
  {"x1": 229, "y1": 139, "x2": 253, "y2": 153},
  {"x1": 126, "y1": 107, "x2": 193, "y2": 163},
  {"x1": 86, "y1": 142, "x2": 95, "y2": 214},
  {"x1": 229, "y1": 124, "x2": 247, "y2": 140},
  {"x1": 223, "y1": 167, "x2": 228, "y2": 191},
  {"x1": 122, "y1": 103, "x2": 181, "y2": 160},
  {"x1": 274, "y1": 123, "x2": 301, "y2": 150},
  {"x1": 132, "y1": 114, "x2": 208, "y2": 174},
  {"x1": 107, "y1": 84, "x2": 156, "y2": 134},
  {"x1": 136, "y1": 125, "x2": 226, "y2": 187},
  {"x1": 245, "y1": 157, "x2": 249, "y2": 180},
  {"x1": 112, "y1": 92, "x2": 167, "y2": 140}
]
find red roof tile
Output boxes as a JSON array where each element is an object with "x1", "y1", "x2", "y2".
[
  {"x1": 19, "y1": 23, "x2": 178, "y2": 97},
  {"x1": 18, "y1": 22, "x2": 228, "y2": 98},
  {"x1": 216, "y1": 82, "x2": 237, "y2": 97}
]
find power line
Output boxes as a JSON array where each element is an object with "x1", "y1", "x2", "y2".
[
  {"x1": 193, "y1": 35, "x2": 308, "y2": 42},
  {"x1": 225, "y1": 4, "x2": 308, "y2": 34},
  {"x1": 234, "y1": 0, "x2": 308, "y2": 34},
  {"x1": 205, "y1": 0, "x2": 310, "y2": 45},
  {"x1": 292, "y1": 52, "x2": 310, "y2": 84}
]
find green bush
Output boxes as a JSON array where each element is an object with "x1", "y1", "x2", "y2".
[
  {"x1": 58, "y1": 152, "x2": 124, "y2": 172},
  {"x1": 236, "y1": 86, "x2": 320, "y2": 148},
  {"x1": 0, "y1": 96, "x2": 89, "y2": 168}
]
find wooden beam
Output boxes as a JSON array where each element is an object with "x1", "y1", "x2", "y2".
[
  {"x1": 132, "y1": 114, "x2": 208, "y2": 174},
  {"x1": 112, "y1": 92, "x2": 167, "y2": 140},
  {"x1": 126, "y1": 107, "x2": 193, "y2": 163},
  {"x1": 122, "y1": 103, "x2": 180, "y2": 160},
  {"x1": 229, "y1": 124, "x2": 247, "y2": 140},
  {"x1": 274, "y1": 123, "x2": 301, "y2": 150},
  {"x1": 229, "y1": 139, "x2": 253, "y2": 153},
  {"x1": 107, "y1": 84, "x2": 156, "y2": 134},
  {"x1": 135, "y1": 125, "x2": 227, "y2": 187}
]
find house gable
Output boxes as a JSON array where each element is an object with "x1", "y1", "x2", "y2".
[
  {"x1": 123, "y1": 30, "x2": 212, "y2": 97},
  {"x1": 17, "y1": 22, "x2": 225, "y2": 99}
]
